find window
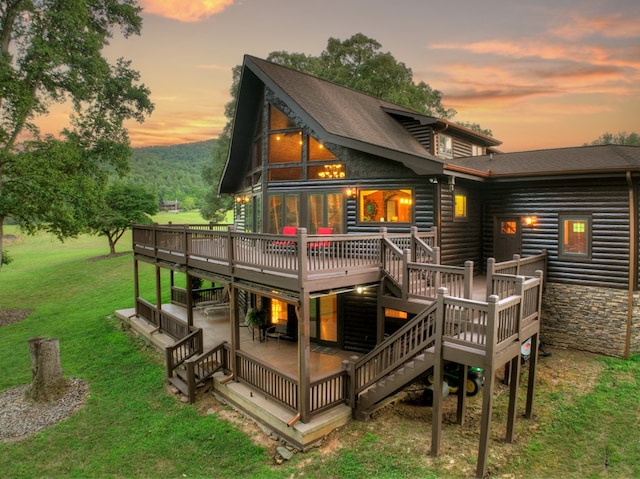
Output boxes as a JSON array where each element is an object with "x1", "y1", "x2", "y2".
[
  {"x1": 308, "y1": 192, "x2": 343, "y2": 233},
  {"x1": 437, "y1": 133, "x2": 453, "y2": 159},
  {"x1": 308, "y1": 137, "x2": 336, "y2": 161},
  {"x1": 268, "y1": 193, "x2": 300, "y2": 234},
  {"x1": 559, "y1": 214, "x2": 591, "y2": 259},
  {"x1": 268, "y1": 105, "x2": 302, "y2": 164},
  {"x1": 454, "y1": 191, "x2": 467, "y2": 219},
  {"x1": 358, "y1": 189, "x2": 412, "y2": 223},
  {"x1": 471, "y1": 144, "x2": 484, "y2": 156}
]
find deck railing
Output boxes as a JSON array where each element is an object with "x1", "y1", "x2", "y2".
[
  {"x1": 171, "y1": 286, "x2": 228, "y2": 308},
  {"x1": 406, "y1": 261, "x2": 474, "y2": 301},
  {"x1": 184, "y1": 343, "x2": 227, "y2": 403},
  {"x1": 439, "y1": 273, "x2": 543, "y2": 354},
  {"x1": 133, "y1": 224, "x2": 440, "y2": 290},
  {"x1": 486, "y1": 250, "x2": 547, "y2": 299},
  {"x1": 234, "y1": 350, "x2": 299, "y2": 411}
]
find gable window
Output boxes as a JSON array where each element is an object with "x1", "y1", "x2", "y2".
[
  {"x1": 454, "y1": 189, "x2": 467, "y2": 219},
  {"x1": 268, "y1": 105, "x2": 302, "y2": 167},
  {"x1": 358, "y1": 189, "x2": 412, "y2": 223},
  {"x1": 559, "y1": 214, "x2": 591, "y2": 259},
  {"x1": 437, "y1": 134, "x2": 453, "y2": 159}
]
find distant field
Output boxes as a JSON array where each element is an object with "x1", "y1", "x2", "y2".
[{"x1": 153, "y1": 210, "x2": 233, "y2": 225}]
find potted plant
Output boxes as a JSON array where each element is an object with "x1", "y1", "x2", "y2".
[{"x1": 245, "y1": 307, "x2": 269, "y2": 340}]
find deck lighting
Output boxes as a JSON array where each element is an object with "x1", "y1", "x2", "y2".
[
  {"x1": 345, "y1": 187, "x2": 357, "y2": 198},
  {"x1": 523, "y1": 216, "x2": 537, "y2": 227}
]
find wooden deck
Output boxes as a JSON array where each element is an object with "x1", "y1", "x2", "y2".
[{"x1": 128, "y1": 224, "x2": 547, "y2": 477}]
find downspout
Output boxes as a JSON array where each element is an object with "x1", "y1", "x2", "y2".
[{"x1": 625, "y1": 171, "x2": 635, "y2": 359}]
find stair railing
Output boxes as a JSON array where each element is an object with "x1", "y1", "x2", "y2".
[
  {"x1": 348, "y1": 302, "x2": 438, "y2": 406},
  {"x1": 165, "y1": 327, "x2": 203, "y2": 378},
  {"x1": 183, "y1": 342, "x2": 228, "y2": 403}
]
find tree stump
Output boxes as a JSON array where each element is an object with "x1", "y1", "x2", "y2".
[{"x1": 28, "y1": 337, "x2": 68, "y2": 402}]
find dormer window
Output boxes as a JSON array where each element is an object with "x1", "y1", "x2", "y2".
[
  {"x1": 437, "y1": 134, "x2": 453, "y2": 159},
  {"x1": 471, "y1": 144, "x2": 484, "y2": 156}
]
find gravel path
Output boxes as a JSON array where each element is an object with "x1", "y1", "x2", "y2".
[{"x1": 0, "y1": 378, "x2": 89, "y2": 442}]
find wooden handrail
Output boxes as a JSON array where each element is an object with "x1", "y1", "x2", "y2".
[
  {"x1": 165, "y1": 327, "x2": 203, "y2": 378},
  {"x1": 352, "y1": 302, "x2": 438, "y2": 396}
]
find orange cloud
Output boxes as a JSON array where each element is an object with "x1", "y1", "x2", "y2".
[
  {"x1": 550, "y1": 14, "x2": 640, "y2": 40},
  {"x1": 140, "y1": 0, "x2": 234, "y2": 22}
]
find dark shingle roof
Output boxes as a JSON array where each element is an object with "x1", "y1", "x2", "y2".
[
  {"x1": 246, "y1": 55, "x2": 440, "y2": 163},
  {"x1": 446, "y1": 145, "x2": 640, "y2": 178}
]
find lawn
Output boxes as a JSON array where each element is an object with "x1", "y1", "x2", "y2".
[{"x1": 1, "y1": 214, "x2": 639, "y2": 478}]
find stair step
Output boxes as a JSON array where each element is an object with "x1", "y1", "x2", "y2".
[{"x1": 168, "y1": 375, "x2": 189, "y2": 396}]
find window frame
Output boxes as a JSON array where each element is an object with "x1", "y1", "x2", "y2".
[
  {"x1": 558, "y1": 213, "x2": 592, "y2": 261},
  {"x1": 357, "y1": 188, "x2": 413, "y2": 224},
  {"x1": 453, "y1": 187, "x2": 468, "y2": 222},
  {"x1": 437, "y1": 133, "x2": 453, "y2": 159}
]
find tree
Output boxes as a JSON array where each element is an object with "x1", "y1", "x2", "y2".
[
  {"x1": 201, "y1": 34, "x2": 461, "y2": 219},
  {"x1": 587, "y1": 131, "x2": 640, "y2": 146},
  {"x1": 268, "y1": 33, "x2": 456, "y2": 119},
  {"x1": 90, "y1": 183, "x2": 158, "y2": 255},
  {"x1": 0, "y1": 0, "x2": 154, "y2": 268}
]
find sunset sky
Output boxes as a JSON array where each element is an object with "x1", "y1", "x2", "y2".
[{"x1": 44, "y1": 0, "x2": 639, "y2": 152}]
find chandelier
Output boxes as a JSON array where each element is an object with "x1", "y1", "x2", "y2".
[{"x1": 318, "y1": 164, "x2": 345, "y2": 179}]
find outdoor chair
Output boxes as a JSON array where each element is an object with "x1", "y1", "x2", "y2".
[
  {"x1": 307, "y1": 227, "x2": 332, "y2": 254},
  {"x1": 265, "y1": 323, "x2": 288, "y2": 347},
  {"x1": 273, "y1": 226, "x2": 298, "y2": 253}
]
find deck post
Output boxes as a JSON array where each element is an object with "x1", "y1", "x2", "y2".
[
  {"x1": 134, "y1": 258, "x2": 140, "y2": 314},
  {"x1": 410, "y1": 226, "x2": 418, "y2": 262},
  {"x1": 185, "y1": 272, "x2": 193, "y2": 328},
  {"x1": 402, "y1": 250, "x2": 410, "y2": 301},
  {"x1": 476, "y1": 294, "x2": 499, "y2": 479},
  {"x1": 525, "y1": 332, "x2": 538, "y2": 418},
  {"x1": 229, "y1": 286, "x2": 239, "y2": 378},
  {"x1": 463, "y1": 260, "x2": 474, "y2": 299},
  {"x1": 455, "y1": 365, "x2": 468, "y2": 425},
  {"x1": 506, "y1": 355, "x2": 520, "y2": 442},
  {"x1": 431, "y1": 287, "x2": 447, "y2": 457},
  {"x1": 155, "y1": 264, "x2": 162, "y2": 310},
  {"x1": 297, "y1": 294, "x2": 311, "y2": 423},
  {"x1": 486, "y1": 257, "x2": 495, "y2": 300}
]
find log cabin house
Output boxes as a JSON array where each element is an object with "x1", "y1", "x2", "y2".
[{"x1": 123, "y1": 55, "x2": 640, "y2": 478}]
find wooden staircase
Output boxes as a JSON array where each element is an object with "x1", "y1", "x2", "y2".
[
  {"x1": 165, "y1": 328, "x2": 227, "y2": 403},
  {"x1": 350, "y1": 303, "x2": 438, "y2": 420},
  {"x1": 356, "y1": 349, "x2": 434, "y2": 415}
]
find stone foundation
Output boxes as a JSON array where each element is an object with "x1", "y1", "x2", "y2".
[{"x1": 541, "y1": 283, "x2": 640, "y2": 358}]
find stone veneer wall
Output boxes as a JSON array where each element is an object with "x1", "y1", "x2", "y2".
[{"x1": 541, "y1": 283, "x2": 640, "y2": 358}]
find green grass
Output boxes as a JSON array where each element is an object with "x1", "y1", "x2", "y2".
[{"x1": 1, "y1": 217, "x2": 639, "y2": 478}]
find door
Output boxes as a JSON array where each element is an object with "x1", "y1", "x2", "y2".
[
  {"x1": 494, "y1": 216, "x2": 521, "y2": 261},
  {"x1": 310, "y1": 295, "x2": 339, "y2": 346}
]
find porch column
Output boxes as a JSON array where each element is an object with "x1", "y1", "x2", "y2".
[
  {"x1": 185, "y1": 273, "x2": 193, "y2": 328},
  {"x1": 133, "y1": 258, "x2": 139, "y2": 313},
  {"x1": 298, "y1": 291, "x2": 311, "y2": 423},
  {"x1": 229, "y1": 286, "x2": 239, "y2": 377},
  {"x1": 376, "y1": 285, "x2": 385, "y2": 344},
  {"x1": 155, "y1": 264, "x2": 162, "y2": 310}
]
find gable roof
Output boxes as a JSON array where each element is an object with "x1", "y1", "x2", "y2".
[
  {"x1": 445, "y1": 145, "x2": 640, "y2": 180},
  {"x1": 220, "y1": 55, "x2": 464, "y2": 192}
]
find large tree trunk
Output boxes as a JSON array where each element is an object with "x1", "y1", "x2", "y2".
[{"x1": 28, "y1": 337, "x2": 68, "y2": 402}]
